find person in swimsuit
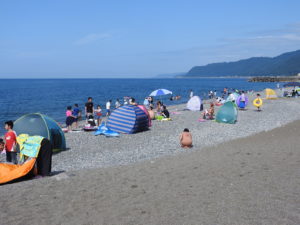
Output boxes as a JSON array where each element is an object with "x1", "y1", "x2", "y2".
[
  {"x1": 180, "y1": 128, "x2": 193, "y2": 148},
  {"x1": 148, "y1": 106, "x2": 155, "y2": 120}
]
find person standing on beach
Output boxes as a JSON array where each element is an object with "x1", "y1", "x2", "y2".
[
  {"x1": 85, "y1": 97, "x2": 94, "y2": 122},
  {"x1": 115, "y1": 99, "x2": 121, "y2": 109},
  {"x1": 106, "y1": 100, "x2": 112, "y2": 116},
  {"x1": 72, "y1": 104, "x2": 80, "y2": 128},
  {"x1": 95, "y1": 105, "x2": 102, "y2": 126},
  {"x1": 239, "y1": 91, "x2": 246, "y2": 109},
  {"x1": 143, "y1": 97, "x2": 150, "y2": 108},
  {"x1": 255, "y1": 93, "x2": 263, "y2": 111},
  {"x1": 189, "y1": 89, "x2": 193, "y2": 98},
  {"x1": 66, "y1": 106, "x2": 76, "y2": 131},
  {"x1": 3, "y1": 121, "x2": 18, "y2": 164}
]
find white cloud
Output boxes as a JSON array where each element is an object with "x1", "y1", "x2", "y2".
[{"x1": 73, "y1": 33, "x2": 111, "y2": 45}]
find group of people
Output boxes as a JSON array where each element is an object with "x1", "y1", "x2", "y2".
[
  {"x1": 65, "y1": 97, "x2": 123, "y2": 131},
  {"x1": 65, "y1": 95, "x2": 172, "y2": 131}
]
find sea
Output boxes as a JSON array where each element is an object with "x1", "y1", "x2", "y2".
[{"x1": 0, "y1": 78, "x2": 278, "y2": 135}]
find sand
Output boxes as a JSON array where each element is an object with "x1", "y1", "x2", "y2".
[{"x1": 1, "y1": 119, "x2": 299, "y2": 225}]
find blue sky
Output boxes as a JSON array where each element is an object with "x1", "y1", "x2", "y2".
[{"x1": 0, "y1": 0, "x2": 300, "y2": 78}]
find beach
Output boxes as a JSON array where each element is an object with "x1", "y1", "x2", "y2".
[
  {"x1": 0, "y1": 112, "x2": 299, "y2": 224},
  {"x1": 1, "y1": 90, "x2": 300, "y2": 225},
  {"x1": 51, "y1": 91, "x2": 300, "y2": 172}
]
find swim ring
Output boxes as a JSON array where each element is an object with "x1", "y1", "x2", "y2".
[{"x1": 253, "y1": 98, "x2": 263, "y2": 107}]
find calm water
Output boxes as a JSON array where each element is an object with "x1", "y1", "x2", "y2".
[{"x1": 0, "y1": 78, "x2": 277, "y2": 135}]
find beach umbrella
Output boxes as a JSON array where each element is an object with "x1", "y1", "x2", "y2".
[
  {"x1": 149, "y1": 89, "x2": 172, "y2": 97},
  {"x1": 283, "y1": 82, "x2": 300, "y2": 87}
]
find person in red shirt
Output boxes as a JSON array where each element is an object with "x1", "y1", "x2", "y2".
[{"x1": 4, "y1": 121, "x2": 17, "y2": 164}]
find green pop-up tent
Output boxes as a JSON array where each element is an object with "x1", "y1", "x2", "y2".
[
  {"x1": 216, "y1": 101, "x2": 238, "y2": 124},
  {"x1": 14, "y1": 113, "x2": 66, "y2": 152}
]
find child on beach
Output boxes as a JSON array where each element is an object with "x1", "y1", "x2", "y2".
[
  {"x1": 95, "y1": 105, "x2": 102, "y2": 126},
  {"x1": 180, "y1": 128, "x2": 193, "y2": 148},
  {"x1": 255, "y1": 93, "x2": 263, "y2": 111},
  {"x1": 4, "y1": 121, "x2": 18, "y2": 164},
  {"x1": 106, "y1": 100, "x2": 112, "y2": 116},
  {"x1": 162, "y1": 105, "x2": 170, "y2": 118},
  {"x1": 72, "y1": 104, "x2": 80, "y2": 128},
  {"x1": 148, "y1": 106, "x2": 155, "y2": 120},
  {"x1": 208, "y1": 103, "x2": 214, "y2": 119},
  {"x1": 66, "y1": 106, "x2": 76, "y2": 131},
  {"x1": 202, "y1": 103, "x2": 214, "y2": 120},
  {"x1": 156, "y1": 101, "x2": 162, "y2": 114}
]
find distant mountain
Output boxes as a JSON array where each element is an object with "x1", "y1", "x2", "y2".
[{"x1": 185, "y1": 50, "x2": 300, "y2": 77}]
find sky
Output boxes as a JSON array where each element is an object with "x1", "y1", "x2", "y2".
[{"x1": 0, "y1": 0, "x2": 300, "y2": 78}]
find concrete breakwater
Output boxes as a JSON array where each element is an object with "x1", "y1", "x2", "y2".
[{"x1": 248, "y1": 76, "x2": 300, "y2": 82}]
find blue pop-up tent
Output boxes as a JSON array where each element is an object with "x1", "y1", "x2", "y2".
[
  {"x1": 216, "y1": 101, "x2": 238, "y2": 124},
  {"x1": 107, "y1": 105, "x2": 149, "y2": 134},
  {"x1": 14, "y1": 113, "x2": 66, "y2": 152}
]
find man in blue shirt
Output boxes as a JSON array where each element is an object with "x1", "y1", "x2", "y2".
[{"x1": 72, "y1": 104, "x2": 81, "y2": 128}]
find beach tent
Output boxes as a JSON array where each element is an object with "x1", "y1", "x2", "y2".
[
  {"x1": 236, "y1": 95, "x2": 249, "y2": 109},
  {"x1": 107, "y1": 105, "x2": 149, "y2": 134},
  {"x1": 216, "y1": 101, "x2": 238, "y2": 124},
  {"x1": 265, "y1": 88, "x2": 277, "y2": 99},
  {"x1": 0, "y1": 136, "x2": 52, "y2": 184},
  {"x1": 14, "y1": 113, "x2": 66, "y2": 152},
  {"x1": 187, "y1": 96, "x2": 202, "y2": 111},
  {"x1": 137, "y1": 105, "x2": 152, "y2": 127}
]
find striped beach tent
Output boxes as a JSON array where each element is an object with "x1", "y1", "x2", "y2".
[{"x1": 107, "y1": 105, "x2": 149, "y2": 134}]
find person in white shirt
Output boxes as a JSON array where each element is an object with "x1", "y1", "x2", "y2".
[
  {"x1": 115, "y1": 99, "x2": 121, "y2": 109},
  {"x1": 106, "y1": 100, "x2": 112, "y2": 116},
  {"x1": 189, "y1": 90, "x2": 193, "y2": 98},
  {"x1": 143, "y1": 97, "x2": 149, "y2": 108}
]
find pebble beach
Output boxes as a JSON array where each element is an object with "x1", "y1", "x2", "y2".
[{"x1": 52, "y1": 90, "x2": 300, "y2": 172}]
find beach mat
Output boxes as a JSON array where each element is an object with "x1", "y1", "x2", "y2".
[{"x1": 0, "y1": 158, "x2": 36, "y2": 184}]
